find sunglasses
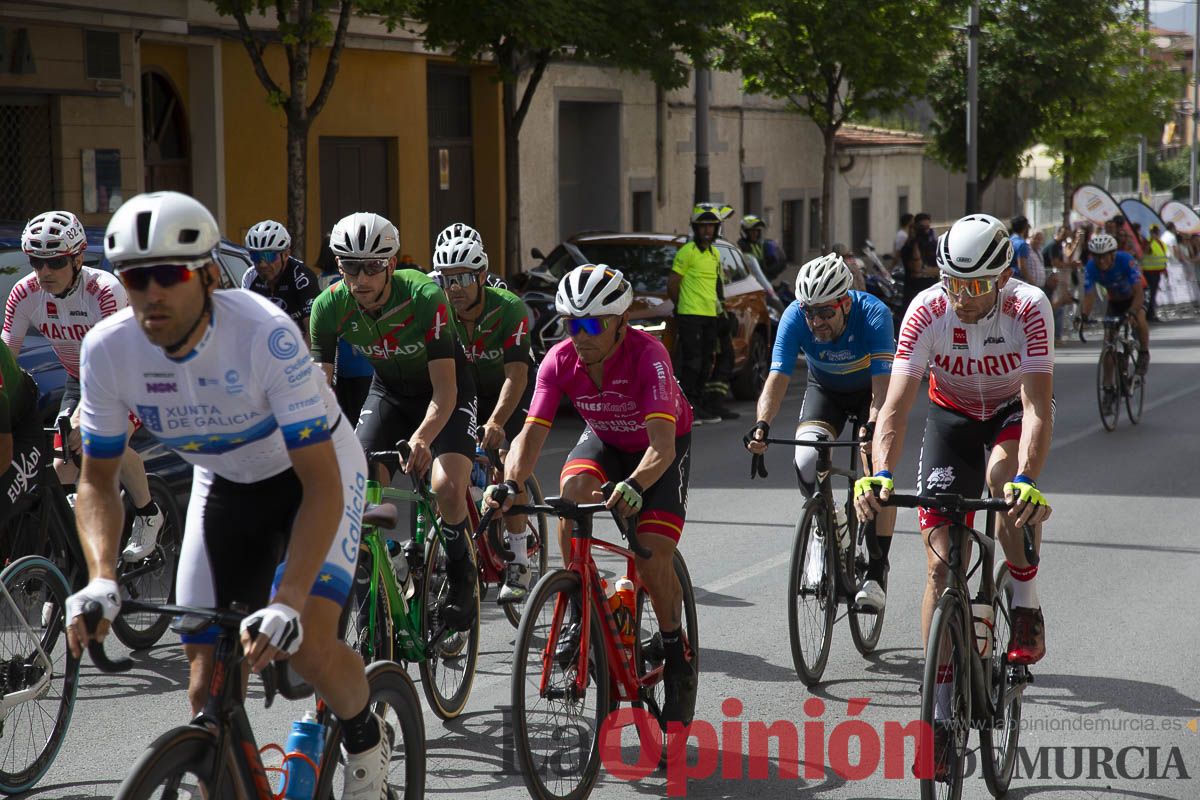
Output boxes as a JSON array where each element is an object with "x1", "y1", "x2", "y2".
[
  {"x1": 250, "y1": 250, "x2": 283, "y2": 264},
  {"x1": 563, "y1": 317, "x2": 612, "y2": 337},
  {"x1": 117, "y1": 262, "x2": 201, "y2": 291},
  {"x1": 941, "y1": 275, "x2": 996, "y2": 298},
  {"x1": 802, "y1": 303, "x2": 841, "y2": 321},
  {"x1": 441, "y1": 271, "x2": 479, "y2": 289},
  {"x1": 30, "y1": 254, "x2": 73, "y2": 271},
  {"x1": 338, "y1": 258, "x2": 390, "y2": 277}
]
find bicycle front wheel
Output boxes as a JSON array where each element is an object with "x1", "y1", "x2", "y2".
[
  {"x1": 503, "y1": 475, "x2": 552, "y2": 628},
  {"x1": 980, "y1": 566, "x2": 1023, "y2": 798},
  {"x1": 1096, "y1": 347, "x2": 1120, "y2": 432},
  {"x1": 919, "y1": 593, "x2": 970, "y2": 800},
  {"x1": 417, "y1": 532, "x2": 479, "y2": 720},
  {"x1": 1125, "y1": 365, "x2": 1145, "y2": 425},
  {"x1": 345, "y1": 542, "x2": 395, "y2": 664},
  {"x1": 787, "y1": 499, "x2": 836, "y2": 686},
  {"x1": 112, "y1": 474, "x2": 184, "y2": 650},
  {"x1": 511, "y1": 569, "x2": 610, "y2": 800},
  {"x1": 848, "y1": 527, "x2": 886, "y2": 656},
  {"x1": 0, "y1": 556, "x2": 78, "y2": 795},
  {"x1": 114, "y1": 725, "x2": 237, "y2": 799}
]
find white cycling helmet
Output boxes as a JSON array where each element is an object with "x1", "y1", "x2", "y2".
[
  {"x1": 795, "y1": 252, "x2": 854, "y2": 305},
  {"x1": 435, "y1": 222, "x2": 482, "y2": 250},
  {"x1": 1089, "y1": 233, "x2": 1118, "y2": 255},
  {"x1": 104, "y1": 192, "x2": 220, "y2": 268},
  {"x1": 555, "y1": 264, "x2": 632, "y2": 317},
  {"x1": 22, "y1": 211, "x2": 87, "y2": 258},
  {"x1": 244, "y1": 219, "x2": 291, "y2": 251},
  {"x1": 433, "y1": 234, "x2": 488, "y2": 272},
  {"x1": 936, "y1": 214, "x2": 1013, "y2": 279},
  {"x1": 330, "y1": 212, "x2": 399, "y2": 259}
]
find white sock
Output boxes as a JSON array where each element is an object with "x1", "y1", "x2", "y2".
[
  {"x1": 934, "y1": 664, "x2": 954, "y2": 721},
  {"x1": 507, "y1": 531, "x2": 529, "y2": 566},
  {"x1": 1008, "y1": 562, "x2": 1040, "y2": 608}
]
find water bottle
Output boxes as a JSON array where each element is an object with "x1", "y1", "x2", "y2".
[
  {"x1": 470, "y1": 450, "x2": 489, "y2": 503},
  {"x1": 613, "y1": 577, "x2": 637, "y2": 654},
  {"x1": 386, "y1": 538, "x2": 412, "y2": 596},
  {"x1": 282, "y1": 711, "x2": 325, "y2": 799},
  {"x1": 971, "y1": 602, "x2": 994, "y2": 659},
  {"x1": 834, "y1": 505, "x2": 851, "y2": 552}
]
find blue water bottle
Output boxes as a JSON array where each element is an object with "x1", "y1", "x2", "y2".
[{"x1": 283, "y1": 711, "x2": 325, "y2": 799}]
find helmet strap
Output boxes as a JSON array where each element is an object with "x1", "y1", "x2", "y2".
[
  {"x1": 50, "y1": 256, "x2": 84, "y2": 300},
  {"x1": 164, "y1": 270, "x2": 214, "y2": 357}
]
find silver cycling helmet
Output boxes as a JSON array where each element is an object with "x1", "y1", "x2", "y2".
[
  {"x1": 1088, "y1": 233, "x2": 1118, "y2": 255},
  {"x1": 555, "y1": 264, "x2": 632, "y2": 317},
  {"x1": 22, "y1": 211, "x2": 87, "y2": 258},
  {"x1": 244, "y1": 219, "x2": 291, "y2": 252},
  {"x1": 330, "y1": 212, "x2": 400, "y2": 259},
  {"x1": 795, "y1": 252, "x2": 854, "y2": 304},
  {"x1": 936, "y1": 214, "x2": 1013, "y2": 279}
]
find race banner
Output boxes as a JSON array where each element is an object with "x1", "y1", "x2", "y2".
[
  {"x1": 1159, "y1": 200, "x2": 1200, "y2": 234},
  {"x1": 1071, "y1": 183, "x2": 1122, "y2": 225},
  {"x1": 1118, "y1": 199, "x2": 1165, "y2": 237}
]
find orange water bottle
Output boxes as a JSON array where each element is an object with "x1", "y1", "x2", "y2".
[{"x1": 613, "y1": 577, "x2": 637, "y2": 653}]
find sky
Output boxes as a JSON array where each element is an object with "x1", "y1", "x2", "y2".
[{"x1": 1152, "y1": 0, "x2": 1196, "y2": 33}]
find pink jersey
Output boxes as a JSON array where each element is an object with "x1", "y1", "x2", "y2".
[
  {"x1": 3, "y1": 267, "x2": 127, "y2": 379},
  {"x1": 527, "y1": 328, "x2": 693, "y2": 451},
  {"x1": 893, "y1": 279, "x2": 1053, "y2": 421}
]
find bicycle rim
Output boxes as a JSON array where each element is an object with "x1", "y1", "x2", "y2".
[
  {"x1": 113, "y1": 475, "x2": 184, "y2": 650},
  {"x1": 504, "y1": 476, "x2": 551, "y2": 628},
  {"x1": 787, "y1": 500, "x2": 836, "y2": 686},
  {"x1": 418, "y1": 534, "x2": 479, "y2": 720},
  {"x1": 114, "y1": 725, "x2": 235, "y2": 799},
  {"x1": 1096, "y1": 348, "x2": 1120, "y2": 432},
  {"x1": 511, "y1": 570, "x2": 609, "y2": 800},
  {"x1": 1126, "y1": 371, "x2": 1145, "y2": 424},
  {"x1": 980, "y1": 566, "x2": 1023, "y2": 797},
  {"x1": 346, "y1": 542, "x2": 395, "y2": 664},
  {"x1": 0, "y1": 556, "x2": 79, "y2": 795},
  {"x1": 919, "y1": 593, "x2": 968, "y2": 800}
]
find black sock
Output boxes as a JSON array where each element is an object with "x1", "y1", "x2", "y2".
[
  {"x1": 135, "y1": 500, "x2": 159, "y2": 518},
  {"x1": 339, "y1": 701, "x2": 381, "y2": 754},
  {"x1": 440, "y1": 519, "x2": 470, "y2": 561},
  {"x1": 660, "y1": 627, "x2": 686, "y2": 670},
  {"x1": 867, "y1": 532, "x2": 892, "y2": 581}
]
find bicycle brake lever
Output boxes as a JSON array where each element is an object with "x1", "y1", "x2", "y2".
[
  {"x1": 750, "y1": 452, "x2": 768, "y2": 480},
  {"x1": 260, "y1": 663, "x2": 278, "y2": 710},
  {"x1": 1022, "y1": 524, "x2": 1039, "y2": 568},
  {"x1": 81, "y1": 601, "x2": 133, "y2": 673},
  {"x1": 600, "y1": 482, "x2": 652, "y2": 559}
]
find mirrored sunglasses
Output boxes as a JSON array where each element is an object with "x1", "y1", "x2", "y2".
[
  {"x1": 802, "y1": 303, "x2": 840, "y2": 321},
  {"x1": 117, "y1": 262, "x2": 200, "y2": 291},
  {"x1": 563, "y1": 317, "x2": 611, "y2": 337},
  {"x1": 942, "y1": 275, "x2": 996, "y2": 298},
  {"x1": 250, "y1": 249, "x2": 283, "y2": 264}
]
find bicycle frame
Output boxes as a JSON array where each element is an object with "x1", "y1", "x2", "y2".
[{"x1": 362, "y1": 481, "x2": 433, "y2": 661}]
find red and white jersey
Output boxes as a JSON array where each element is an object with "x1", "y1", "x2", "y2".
[
  {"x1": 3, "y1": 267, "x2": 127, "y2": 379},
  {"x1": 893, "y1": 279, "x2": 1054, "y2": 421}
]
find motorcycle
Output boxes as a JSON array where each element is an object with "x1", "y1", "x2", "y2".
[{"x1": 860, "y1": 239, "x2": 906, "y2": 334}]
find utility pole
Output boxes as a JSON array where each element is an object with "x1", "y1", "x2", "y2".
[
  {"x1": 965, "y1": 0, "x2": 980, "y2": 214},
  {"x1": 694, "y1": 67, "x2": 711, "y2": 203},
  {"x1": 1138, "y1": 0, "x2": 1148, "y2": 199},
  {"x1": 1192, "y1": 1, "x2": 1199, "y2": 206}
]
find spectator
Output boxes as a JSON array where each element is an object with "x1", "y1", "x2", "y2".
[
  {"x1": 892, "y1": 213, "x2": 914, "y2": 266},
  {"x1": 1142, "y1": 224, "x2": 1169, "y2": 322},
  {"x1": 737, "y1": 214, "x2": 788, "y2": 281},
  {"x1": 1026, "y1": 229, "x2": 1047, "y2": 290},
  {"x1": 1042, "y1": 226, "x2": 1071, "y2": 341},
  {"x1": 1009, "y1": 215, "x2": 1031, "y2": 281},
  {"x1": 316, "y1": 234, "x2": 373, "y2": 425},
  {"x1": 1190, "y1": 233, "x2": 1200, "y2": 310},
  {"x1": 900, "y1": 212, "x2": 938, "y2": 310}
]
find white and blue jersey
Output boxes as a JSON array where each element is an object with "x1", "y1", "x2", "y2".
[{"x1": 770, "y1": 290, "x2": 895, "y2": 392}]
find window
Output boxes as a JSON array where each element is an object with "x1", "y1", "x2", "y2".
[
  {"x1": 742, "y1": 181, "x2": 762, "y2": 216},
  {"x1": 716, "y1": 242, "x2": 748, "y2": 283},
  {"x1": 427, "y1": 68, "x2": 472, "y2": 140},
  {"x1": 808, "y1": 198, "x2": 821, "y2": 251},
  {"x1": 781, "y1": 200, "x2": 800, "y2": 264},
  {"x1": 85, "y1": 30, "x2": 122, "y2": 80},
  {"x1": 570, "y1": 242, "x2": 679, "y2": 293},
  {"x1": 632, "y1": 191, "x2": 653, "y2": 232},
  {"x1": 898, "y1": 193, "x2": 909, "y2": 220},
  {"x1": 850, "y1": 197, "x2": 870, "y2": 253}
]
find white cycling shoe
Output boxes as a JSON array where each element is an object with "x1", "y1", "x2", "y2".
[
  {"x1": 341, "y1": 714, "x2": 392, "y2": 799},
  {"x1": 122, "y1": 510, "x2": 164, "y2": 562},
  {"x1": 854, "y1": 579, "x2": 886, "y2": 612},
  {"x1": 498, "y1": 562, "x2": 531, "y2": 604}
]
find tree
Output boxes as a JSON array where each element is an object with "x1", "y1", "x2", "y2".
[
  {"x1": 214, "y1": 1, "x2": 406, "y2": 255},
  {"x1": 721, "y1": 0, "x2": 962, "y2": 250},
  {"x1": 414, "y1": 0, "x2": 739, "y2": 276}
]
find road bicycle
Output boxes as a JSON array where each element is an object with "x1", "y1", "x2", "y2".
[
  {"x1": 750, "y1": 428, "x2": 884, "y2": 686},
  {"x1": 464, "y1": 445, "x2": 548, "y2": 627},
  {"x1": 2, "y1": 420, "x2": 184, "y2": 650},
  {"x1": 81, "y1": 598, "x2": 426, "y2": 799},
  {"x1": 0, "y1": 555, "x2": 78, "y2": 795},
  {"x1": 345, "y1": 442, "x2": 480, "y2": 720},
  {"x1": 877, "y1": 492, "x2": 1037, "y2": 800},
  {"x1": 1094, "y1": 313, "x2": 1145, "y2": 431},
  {"x1": 480, "y1": 485, "x2": 699, "y2": 800}
]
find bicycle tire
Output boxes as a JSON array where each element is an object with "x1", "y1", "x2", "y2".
[
  {"x1": 112, "y1": 474, "x2": 184, "y2": 650},
  {"x1": 114, "y1": 725, "x2": 241, "y2": 799},
  {"x1": 787, "y1": 498, "x2": 836, "y2": 686},
  {"x1": 417, "y1": 531, "x2": 479, "y2": 720},
  {"x1": 315, "y1": 660, "x2": 427, "y2": 800},
  {"x1": 980, "y1": 565, "x2": 1023, "y2": 798},
  {"x1": 1096, "y1": 347, "x2": 1120, "y2": 432},
  {"x1": 1125, "y1": 365, "x2": 1145, "y2": 425},
  {"x1": 503, "y1": 475, "x2": 552, "y2": 628},
  {"x1": 0, "y1": 556, "x2": 79, "y2": 795},
  {"x1": 919, "y1": 593, "x2": 969, "y2": 800},
  {"x1": 511, "y1": 569, "x2": 609, "y2": 800},
  {"x1": 346, "y1": 542, "x2": 395, "y2": 664},
  {"x1": 848, "y1": 554, "x2": 886, "y2": 656}
]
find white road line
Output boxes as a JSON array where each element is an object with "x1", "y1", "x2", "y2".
[
  {"x1": 696, "y1": 551, "x2": 792, "y2": 594},
  {"x1": 1051, "y1": 377, "x2": 1200, "y2": 452}
]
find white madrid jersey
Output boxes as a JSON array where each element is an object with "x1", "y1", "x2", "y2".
[
  {"x1": 79, "y1": 289, "x2": 342, "y2": 484},
  {"x1": 893, "y1": 279, "x2": 1054, "y2": 421},
  {"x1": 3, "y1": 266, "x2": 127, "y2": 379}
]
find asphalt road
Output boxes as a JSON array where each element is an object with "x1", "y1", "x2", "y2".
[{"x1": 19, "y1": 317, "x2": 1200, "y2": 800}]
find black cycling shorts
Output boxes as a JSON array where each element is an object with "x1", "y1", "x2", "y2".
[
  {"x1": 478, "y1": 379, "x2": 535, "y2": 446},
  {"x1": 0, "y1": 374, "x2": 45, "y2": 530},
  {"x1": 560, "y1": 428, "x2": 691, "y2": 543},
  {"x1": 355, "y1": 374, "x2": 477, "y2": 462},
  {"x1": 1106, "y1": 297, "x2": 1134, "y2": 318},
  {"x1": 798, "y1": 381, "x2": 872, "y2": 435}
]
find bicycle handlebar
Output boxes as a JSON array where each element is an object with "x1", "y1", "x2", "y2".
[
  {"x1": 749, "y1": 437, "x2": 864, "y2": 480},
  {"x1": 50, "y1": 417, "x2": 81, "y2": 468},
  {"x1": 878, "y1": 492, "x2": 1039, "y2": 567}
]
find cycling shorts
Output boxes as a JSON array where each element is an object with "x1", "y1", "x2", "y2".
[
  {"x1": 478, "y1": 380, "x2": 535, "y2": 446},
  {"x1": 0, "y1": 374, "x2": 45, "y2": 529},
  {"x1": 1106, "y1": 297, "x2": 1134, "y2": 318},
  {"x1": 560, "y1": 427, "x2": 691, "y2": 543},
  {"x1": 355, "y1": 374, "x2": 477, "y2": 462},
  {"x1": 175, "y1": 414, "x2": 366, "y2": 644},
  {"x1": 799, "y1": 381, "x2": 872, "y2": 436}
]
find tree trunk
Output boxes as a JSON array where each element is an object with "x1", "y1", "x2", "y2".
[
  {"x1": 502, "y1": 78, "x2": 522, "y2": 279},
  {"x1": 1061, "y1": 148, "x2": 1073, "y2": 231},
  {"x1": 287, "y1": 116, "x2": 309, "y2": 259},
  {"x1": 820, "y1": 124, "x2": 836, "y2": 253}
]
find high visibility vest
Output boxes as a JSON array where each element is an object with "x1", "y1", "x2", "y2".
[{"x1": 1142, "y1": 239, "x2": 1168, "y2": 272}]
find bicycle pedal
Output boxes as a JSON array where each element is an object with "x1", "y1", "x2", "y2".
[{"x1": 848, "y1": 603, "x2": 880, "y2": 615}]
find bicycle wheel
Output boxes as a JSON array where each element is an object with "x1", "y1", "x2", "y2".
[
  {"x1": 345, "y1": 542, "x2": 395, "y2": 663},
  {"x1": 316, "y1": 660, "x2": 427, "y2": 800},
  {"x1": 919, "y1": 593, "x2": 969, "y2": 800},
  {"x1": 503, "y1": 475, "x2": 552, "y2": 628},
  {"x1": 1096, "y1": 347, "x2": 1120, "y2": 432},
  {"x1": 417, "y1": 532, "x2": 479, "y2": 720},
  {"x1": 787, "y1": 498, "x2": 836, "y2": 686},
  {"x1": 1125, "y1": 360, "x2": 1145, "y2": 425},
  {"x1": 848, "y1": 526, "x2": 886, "y2": 656},
  {"x1": 113, "y1": 725, "x2": 238, "y2": 799},
  {"x1": 112, "y1": 475, "x2": 184, "y2": 650},
  {"x1": 511, "y1": 569, "x2": 609, "y2": 800},
  {"x1": 0, "y1": 556, "x2": 78, "y2": 795},
  {"x1": 980, "y1": 566, "x2": 1023, "y2": 798}
]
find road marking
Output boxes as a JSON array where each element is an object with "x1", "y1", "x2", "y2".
[
  {"x1": 1051, "y1": 377, "x2": 1200, "y2": 452},
  {"x1": 698, "y1": 550, "x2": 792, "y2": 594}
]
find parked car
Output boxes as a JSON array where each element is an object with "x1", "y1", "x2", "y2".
[
  {"x1": 0, "y1": 222, "x2": 253, "y2": 497},
  {"x1": 514, "y1": 232, "x2": 777, "y2": 400}
]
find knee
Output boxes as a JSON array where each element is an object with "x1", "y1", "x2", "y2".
[
  {"x1": 560, "y1": 475, "x2": 595, "y2": 502},
  {"x1": 926, "y1": 557, "x2": 951, "y2": 589}
]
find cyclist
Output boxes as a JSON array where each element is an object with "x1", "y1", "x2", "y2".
[
  {"x1": 434, "y1": 226, "x2": 537, "y2": 603},
  {"x1": 2, "y1": 210, "x2": 164, "y2": 562},
  {"x1": 63, "y1": 191, "x2": 391, "y2": 798},
  {"x1": 0, "y1": 338, "x2": 43, "y2": 529},
  {"x1": 1080, "y1": 232, "x2": 1150, "y2": 376},
  {"x1": 854, "y1": 213, "x2": 1053, "y2": 776},
  {"x1": 242, "y1": 219, "x2": 320, "y2": 346},
  {"x1": 483, "y1": 264, "x2": 697, "y2": 724},
  {"x1": 744, "y1": 252, "x2": 897, "y2": 611},
  {"x1": 309, "y1": 211, "x2": 479, "y2": 630}
]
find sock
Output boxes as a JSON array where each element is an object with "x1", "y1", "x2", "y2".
[
  {"x1": 506, "y1": 531, "x2": 529, "y2": 565},
  {"x1": 660, "y1": 627, "x2": 686, "y2": 671},
  {"x1": 135, "y1": 500, "x2": 160, "y2": 518},
  {"x1": 934, "y1": 664, "x2": 954, "y2": 721},
  {"x1": 440, "y1": 519, "x2": 470, "y2": 561},
  {"x1": 1007, "y1": 561, "x2": 1040, "y2": 608},
  {"x1": 339, "y1": 701, "x2": 381, "y2": 754},
  {"x1": 867, "y1": 530, "x2": 892, "y2": 581}
]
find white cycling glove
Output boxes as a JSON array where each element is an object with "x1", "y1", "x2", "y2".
[
  {"x1": 66, "y1": 577, "x2": 122, "y2": 626},
  {"x1": 240, "y1": 603, "x2": 304, "y2": 656}
]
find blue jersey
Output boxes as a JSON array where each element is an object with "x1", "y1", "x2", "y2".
[
  {"x1": 770, "y1": 290, "x2": 895, "y2": 392},
  {"x1": 1084, "y1": 252, "x2": 1141, "y2": 301}
]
